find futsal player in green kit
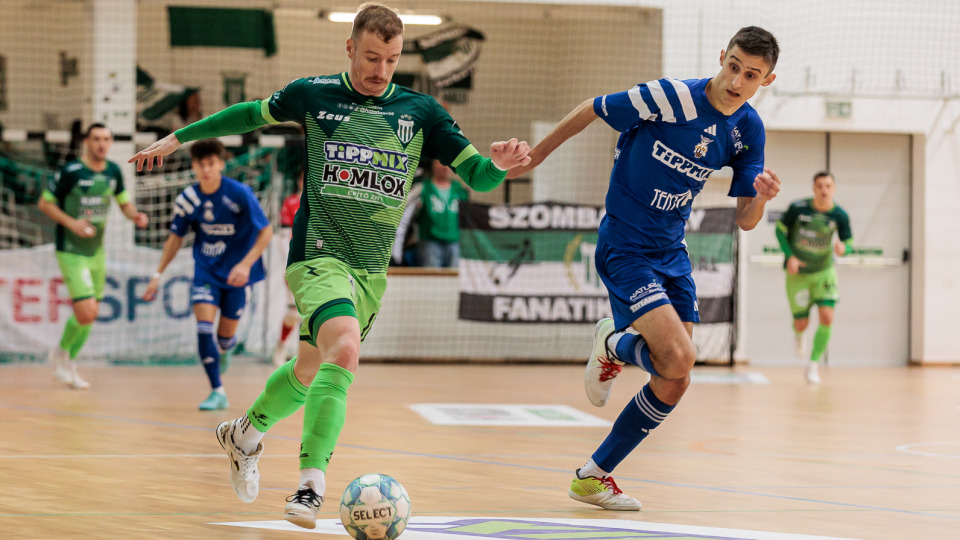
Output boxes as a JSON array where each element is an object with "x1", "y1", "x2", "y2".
[
  {"x1": 775, "y1": 171, "x2": 852, "y2": 384},
  {"x1": 130, "y1": 2, "x2": 531, "y2": 529},
  {"x1": 38, "y1": 123, "x2": 149, "y2": 389}
]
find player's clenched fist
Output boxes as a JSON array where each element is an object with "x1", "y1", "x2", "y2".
[
  {"x1": 490, "y1": 138, "x2": 532, "y2": 170},
  {"x1": 754, "y1": 167, "x2": 781, "y2": 201}
]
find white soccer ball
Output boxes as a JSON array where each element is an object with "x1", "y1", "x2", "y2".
[{"x1": 340, "y1": 473, "x2": 412, "y2": 540}]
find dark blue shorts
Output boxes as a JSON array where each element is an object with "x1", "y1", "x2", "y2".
[
  {"x1": 191, "y1": 267, "x2": 249, "y2": 320},
  {"x1": 595, "y1": 241, "x2": 700, "y2": 331}
]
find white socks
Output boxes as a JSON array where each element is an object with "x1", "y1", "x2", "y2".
[
  {"x1": 299, "y1": 468, "x2": 326, "y2": 496},
  {"x1": 578, "y1": 458, "x2": 610, "y2": 479},
  {"x1": 233, "y1": 416, "x2": 266, "y2": 455}
]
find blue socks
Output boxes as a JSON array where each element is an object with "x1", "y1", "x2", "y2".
[
  {"x1": 613, "y1": 332, "x2": 660, "y2": 377},
  {"x1": 197, "y1": 321, "x2": 222, "y2": 389},
  {"x1": 592, "y1": 383, "x2": 675, "y2": 472}
]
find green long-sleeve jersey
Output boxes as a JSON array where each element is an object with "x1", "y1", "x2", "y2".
[
  {"x1": 176, "y1": 73, "x2": 506, "y2": 273},
  {"x1": 775, "y1": 198, "x2": 853, "y2": 273}
]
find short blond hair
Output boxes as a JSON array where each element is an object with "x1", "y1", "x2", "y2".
[{"x1": 352, "y1": 3, "x2": 403, "y2": 42}]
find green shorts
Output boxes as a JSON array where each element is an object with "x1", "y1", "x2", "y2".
[
  {"x1": 286, "y1": 258, "x2": 387, "y2": 346},
  {"x1": 56, "y1": 250, "x2": 106, "y2": 302},
  {"x1": 785, "y1": 266, "x2": 839, "y2": 319}
]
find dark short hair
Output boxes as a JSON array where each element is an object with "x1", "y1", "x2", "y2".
[
  {"x1": 813, "y1": 171, "x2": 834, "y2": 183},
  {"x1": 190, "y1": 139, "x2": 225, "y2": 161},
  {"x1": 352, "y1": 2, "x2": 403, "y2": 43},
  {"x1": 83, "y1": 123, "x2": 111, "y2": 139},
  {"x1": 727, "y1": 26, "x2": 779, "y2": 74}
]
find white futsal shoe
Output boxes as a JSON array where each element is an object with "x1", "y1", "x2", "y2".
[
  {"x1": 805, "y1": 361, "x2": 821, "y2": 385},
  {"x1": 51, "y1": 348, "x2": 71, "y2": 384},
  {"x1": 585, "y1": 318, "x2": 624, "y2": 407},
  {"x1": 216, "y1": 420, "x2": 263, "y2": 503},
  {"x1": 568, "y1": 469, "x2": 641, "y2": 511},
  {"x1": 68, "y1": 364, "x2": 90, "y2": 390},
  {"x1": 794, "y1": 333, "x2": 807, "y2": 360},
  {"x1": 284, "y1": 481, "x2": 324, "y2": 529}
]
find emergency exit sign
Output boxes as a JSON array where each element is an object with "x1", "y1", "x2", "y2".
[{"x1": 826, "y1": 101, "x2": 852, "y2": 118}]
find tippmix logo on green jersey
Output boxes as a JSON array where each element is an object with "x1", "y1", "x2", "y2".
[{"x1": 320, "y1": 141, "x2": 410, "y2": 208}]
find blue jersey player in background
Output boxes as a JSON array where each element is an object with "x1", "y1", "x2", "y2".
[
  {"x1": 509, "y1": 26, "x2": 781, "y2": 510},
  {"x1": 143, "y1": 139, "x2": 273, "y2": 410}
]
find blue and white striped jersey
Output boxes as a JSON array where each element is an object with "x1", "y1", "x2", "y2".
[
  {"x1": 594, "y1": 77, "x2": 765, "y2": 269},
  {"x1": 170, "y1": 176, "x2": 270, "y2": 286}
]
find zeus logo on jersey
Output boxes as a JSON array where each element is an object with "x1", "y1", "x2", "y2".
[
  {"x1": 324, "y1": 142, "x2": 408, "y2": 174},
  {"x1": 650, "y1": 188, "x2": 693, "y2": 211},
  {"x1": 317, "y1": 111, "x2": 350, "y2": 122},
  {"x1": 651, "y1": 141, "x2": 718, "y2": 182}
]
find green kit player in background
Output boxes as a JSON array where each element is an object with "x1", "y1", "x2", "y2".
[
  {"x1": 130, "y1": 2, "x2": 531, "y2": 529},
  {"x1": 38, "y1": 123, "x2": 149, "y2": 389},
  {"x1": 775, "y1": 171, "x2": 852, "y2": 384}
]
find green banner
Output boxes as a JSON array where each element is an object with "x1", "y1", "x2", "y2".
[
  {"x1": 168, "y1": 7, "x2": 277, "y2": 57},
  {"x1": 458, "y1": 202, "x2": 738, "y2": 324}
]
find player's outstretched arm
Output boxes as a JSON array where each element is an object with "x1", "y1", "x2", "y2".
[
  {"x1": 129, "y1": 133, "x2": 181, "y2": 172},
  {"x1": 736, "y1": 168, "x2": 781, "y2": 231},
  {"x1": 451, "y1": 139, "x2": 531, "y2": 193},
  {"x1": 129, "y1": 101, "x2": 271, "y2": 171},
  {"x1": 506, "y1": 98, "x2": 598, "y2": 179}
]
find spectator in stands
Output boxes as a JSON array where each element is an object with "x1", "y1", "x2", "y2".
[
  {"x1": 38, "y1": 123, "x2": 149, "y2": 389},
  {"x1": 393, "y1": 159, "x2": 468, "y2": 268}
]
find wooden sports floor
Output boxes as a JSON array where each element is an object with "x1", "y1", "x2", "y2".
[{"x1": 1, "y1": 361, "x2": 959, "y2": 539}]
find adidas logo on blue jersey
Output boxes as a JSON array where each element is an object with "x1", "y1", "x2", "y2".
[{"x1": 703, "y1": 124, "x2": 717, "y2": 136}]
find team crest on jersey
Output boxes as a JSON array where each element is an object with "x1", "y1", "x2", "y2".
[
  {"x1": 397, "y1": 115, "x2": 415, "y2": 144},
  {"x1": 694, "y1": 135, "x2": 713, "y2": 159},
  {"x1": 203, "y1": 201, "x2": 215, "y2": 222}
]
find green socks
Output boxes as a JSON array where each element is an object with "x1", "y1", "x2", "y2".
[
  {"x1": 59, "y1": 315, "x2": 92, "y2": 359},
  {"x1": 810, "y1": 324, "x2": 832, "y2": 362},
  {"x1": 243, "y1": 361, "x2": 355, "y2": 471},
  {"x1": 300, "y1": 363, "x2": 354, "y2": 471},
  {"x1": 246, "y1": 359, "x2": 309, "y2": 432}
]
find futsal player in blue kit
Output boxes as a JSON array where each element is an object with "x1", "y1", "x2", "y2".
[
  {"x1": 508, "y1": 27, "x2": 782, "y2": 510},
  {"x1": 143, "y1": 139, "x2": 273, "y2": 410}
]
